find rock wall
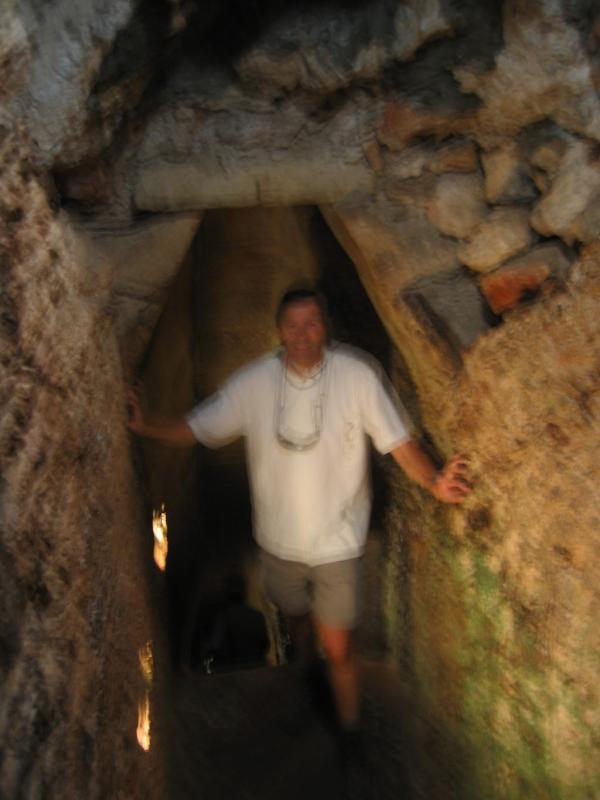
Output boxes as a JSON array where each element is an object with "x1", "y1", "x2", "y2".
[
  {"x1": 380, "y1": 244, "x2": 600, "y2": 799},
  {"x1": 0, "y1": 124, "x2": 166, "y2": 798}
]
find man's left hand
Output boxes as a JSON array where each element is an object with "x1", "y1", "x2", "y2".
[{"x1": 430, "y1": 454, "x2": 470, "y2": 504}]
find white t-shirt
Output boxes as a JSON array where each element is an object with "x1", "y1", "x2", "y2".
[{"x1": 186, "y1": 344, "x2": 412, "y2": 566}]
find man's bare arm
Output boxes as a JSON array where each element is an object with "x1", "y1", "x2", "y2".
[
  {"x1": 127, "y1": 389, "x2": 197, "y2": 447},
  {"x1": 390, "y1": 439, "x2": 470, "y2": 504}
]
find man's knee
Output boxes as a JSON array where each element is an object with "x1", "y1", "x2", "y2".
[{"x1": 316, "y1": 623, "x2": 354, "y2": 667}]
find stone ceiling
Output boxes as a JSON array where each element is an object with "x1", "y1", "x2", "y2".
[{"x1": 3, "y1": 0, "x2": 600, "y2": 366}]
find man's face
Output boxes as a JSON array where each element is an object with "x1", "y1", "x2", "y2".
[{"x1": 277, "y1": 299, "x2": 327, "y2": 367}]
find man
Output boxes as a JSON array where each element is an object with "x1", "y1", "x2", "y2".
[{"x1": 128, "y1": 287, "x2": 469, "y2": 735}]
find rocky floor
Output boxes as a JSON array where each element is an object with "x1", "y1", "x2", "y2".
[{"x1": 165, "y1": 658, "x2": 414, "y2": 800}]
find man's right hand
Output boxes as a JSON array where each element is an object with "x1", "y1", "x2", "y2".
[{"x1": 126, "y1": 387, "x2": 197, "y2": 447}]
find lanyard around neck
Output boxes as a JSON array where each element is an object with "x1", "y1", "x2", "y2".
[{"x1": 274, "y1": 350, "x2": 330, "y2": 451}]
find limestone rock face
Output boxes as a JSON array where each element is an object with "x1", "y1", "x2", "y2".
[
  {"x1": 454, "y1": 0, "x2": 600, "y2": 142},
  {"x1": 326, "y1": 197, "x2": 459, "y2": 293},
  {"x1": 458, "y1": 206, "x2": 536, "y2": 272},
  {"x1": 5, "y1": 0, "x2": 136, "y2": 166},
  {"x1": 1, "y1": 0, "x2": 187, "y2": 169},
  {"x1": 385, "y1": 173, "x2": 437, "y2": 208},
  {"x1": 135, "y1": 156, "x2": 376, "y2": 211},
  {"x1": 530, "y1": 140, "x2": 600, "y2": 245},
  {"x1": 386, "y1": 248, "x2": 600, "y2": 800},
  {"x1": 427, "y1": 172, "x2": 487, "y2": 239},
  {"x1": 322, "y1": 201, "x2": 463, "y2": 383},
  {"x1": 0, "y1": 126, "x2": 165, "y2": 798},
  {"x1": 403, "y1": 267, "x2": 495, "y2": 350},
  {"x1": 384, "y1": 146, "x2": 432, "y2": 181},
  {"x1": 232, "y1": 0, "x2": 453, "y2": 95},
  {"x1": 428, "y1": 139, "x2": 479, "y2": 175},
  {"x1": 0, "y1": 0, "x2": 30, "y2": 99},
  {"x1": 377, "y1": 99, "x2": 468, "y2": 151},
  {"x1": 75, "y1": 212, "x2": 203, "y2": 369},
  {"x1": 481, "y1": 141, "x2": 537, "y2": 204},
  {"x1": 529, "y1": 134, "x2": 570, "y2": 177},
  {"x1": 133, "y1": 63, "x2": 376, "y2": 211}
]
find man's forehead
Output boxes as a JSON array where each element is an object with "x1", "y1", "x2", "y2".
[{"x1": 279, "y1": 298, "x2": 323, "y2": 320}]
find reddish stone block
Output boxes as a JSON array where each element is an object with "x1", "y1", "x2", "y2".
[
  {"x1": 480, "y1": 263, "x2": 550, "y2": 314},
  {"x1": 479, "y1": 243, "x2": 572, "y2": 313},
  {"x1": 378, "y1": 101, "x2": 465, "y2": 150},
  {"x1": 429, "y1": 140, "x2": 479, "y2": 174}
]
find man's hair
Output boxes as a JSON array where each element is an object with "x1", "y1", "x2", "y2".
[{"x1": 275, "y1": 286, "x2": 330, "y2": 328}]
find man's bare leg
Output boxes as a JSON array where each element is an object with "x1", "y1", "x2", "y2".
[
  {"x1": 314, "y1": 620, "x2": 360, "y2": 729},
  {"x1": 287, "y1": 612, "x2": 315, "y2": 663}
]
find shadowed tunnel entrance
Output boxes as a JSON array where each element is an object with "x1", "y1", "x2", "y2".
[{"x1": 137, "y1": 205, "x2": 415, "y2": 797}]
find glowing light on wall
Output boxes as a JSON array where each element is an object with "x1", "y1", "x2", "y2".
[
  {"x1": 136, "y1": 640, "x2": 154, "y2": 752},
  {"x1": 139, "y1": 640, "x2": 154, "y2": 686},
  {"x1": 152, "y1": 504, "x2": 168, "y2": 571},
  {"x1": 136, "y1": 695, "x2": 151, "y2": 752}
]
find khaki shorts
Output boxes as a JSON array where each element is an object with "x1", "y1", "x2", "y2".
[{"x1": 260, "y1": 549, "x2": 363, "y2": 629}]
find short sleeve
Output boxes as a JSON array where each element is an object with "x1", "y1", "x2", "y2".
[
  {"x1": 185, "y1": 380, "x2": 244, "y2": 448},
  {"x1": 358, "y1": 358, "x2": 414, "y2": 454}
]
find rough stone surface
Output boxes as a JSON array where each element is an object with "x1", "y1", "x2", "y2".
[
  {"x1": 479, "y1": 243, "x2": 573, "y2": 314},
  {"x1": 0, "y1": 126, "x2": 166, "y2": 798},
  {"x1": 428, "y1": 139, "x2": 479, "y2": 174},
  {"x1": 427, "y1": 172, "x2": 487, "y2": 239},
  {"x1": 385, "y1": 174, "x2": 437, "y2": 209},
  {"x1": 231, "y1": 0, "x2": 453, "y2": 95},
  {"x1": 384, "y1": 146, "x2": 432, "y2": 181},
  {"x1": 530, "y1": 140, "x2": 600, "y2": 245},
  {"x1": 5, "y1": 0, "x2": 137, "y2": 166},
  {"x1": 528, "y1": 134, "x2": 570, "y2": 178},
  {"x1": 0, "y1": 0, "x2": 30, "y2": 99},
  {"x1": 132, "y1": 62, "x2": 377, "y2": 211},
  {"x1": 403, "y1": 267, "x2": 496, "y2": 351},
  {"x1": 377, "y1": 99, "x2": 471, "y2": 151},
  {"x1": 135, "y1": 158, "x2": 375, "y2": 212},
  {"x1": 458, "y1": 206, "x2": 536, "y2": 272},
  {"x1": 481, "y1": 141, "x2": 537, "y2": 204},
  {"x1": 322, "y1": 201, "x2": 463, "y2": 384},
  {"x1": 2, "y1": 0, "x2": 190, "y2": 170},
  {"x1": 362, "y1": 137, "x2": 385, "y2": 175},
  {"x1": 380, "y1": 245, "x2": 600, "y2": 800},
  {"x1": 527, "y1": 130, "x2": 573, "y2": 193},
  {"x1": 454, "y1": 0, "x2": 600, "y2": 143},
  {"x1": 325, "y1": 197, "x2": 459, "y2": 294},
  {"x1": 74, "y1": 212, "x2": 203, "y2": 369}
]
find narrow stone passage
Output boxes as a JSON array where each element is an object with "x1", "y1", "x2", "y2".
[
  {"x1": 167, "y1": 664, "x2": 342, "y2": 799},
  {"x1": 161, "y1": 525, "x2": 413, "y2": 799},
  {"x1": 165, "y1": 658, "x2": 414, "y2": 800}
]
